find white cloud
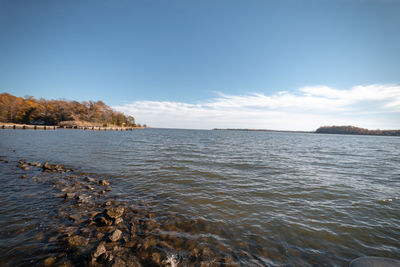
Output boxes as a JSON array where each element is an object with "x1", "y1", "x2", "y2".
[{"x1": 114, "y1": 84, "x2": 400, "y2": 130}]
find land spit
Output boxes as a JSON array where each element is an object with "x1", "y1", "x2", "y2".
[
  {"x1": 0, "y1": 157, "x2": 241, "y2": 267},
  {"x1": 0, "y1": 124, "x2": 144, "y2": 131}
]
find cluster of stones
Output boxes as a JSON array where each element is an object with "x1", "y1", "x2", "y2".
[{"x1": 10, "y1": 158, "x2": 241, "y2": 266}]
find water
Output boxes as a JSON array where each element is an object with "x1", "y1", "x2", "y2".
[{"x1": 0, "y1": 128, "x2": 399, "y2": 266}]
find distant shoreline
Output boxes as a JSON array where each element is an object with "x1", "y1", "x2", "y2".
[
  {"x1": 213, "y1": 126, "x2": 400, "y2": 137},
  {"x1": 213, "y1": 128, "x2": 312, "y2": 133}
]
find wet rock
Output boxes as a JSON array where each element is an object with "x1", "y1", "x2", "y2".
[
  {"x1": 64, "y1": 193, "x2": 75, "y2": 199},
  {"x1": 19, "y1": 175, "x2": 26, "y2": 179},
  {"x1": 85, "y1": 176, "x2": 95, "y2": 183},
  {"x1": 95, "y1": 216, "x2": 113, "y2": 227},
  {"x1": 92, "y1": 243, "x2": 106, "y2": 258},
  {"x1": 66, "y1": 235, "x2": 88, "y2": 247},
  {"x1": 43, "y1": 256, "x2": 56, "y2": 266},
  {"x1": 99, "y1": 179, "x2": 110, "y2": 186},
  {"x1": 105, "y1": 207, "x2": 124, "y2": 219},
  {"x1": 109, "y1": 229, "x2": 122, "y2": 242},
  {"x1": 86, "y1": 185, "x2": 94, "y2": 190},
  {"x1": 151, "y1": 252, "x2": 163, "y2": 265},
  {"x1": 105, "y1": 201, "x2": 112, "y2": 206},
  {"x1": 42, "y1": 162, "x2": 52, "y2": 171},
  {"x1": 142, "y1": 237, "x2": 157, "y2": 250},
  {"x1": 17, "y1": 163, "x2": 29, "y2": 170},
  {"x1": 68, "y1": 214, "x2": 81, "y2": 221},
  {"x1": 76, "y1": 195, "x2": 91, "y2": 203},
  {"x1": 96, "y1": 232, "x2": 105, "y2": 240},
  {"x1": 102, "y1": 251, "x2": 114, "y2": 263},
  {"x1": 126, "y1": 240, "x2": 138, "y2": 248},
  {"x1": 111, "y1": 257, "x2": 126, "y2": 267},
  {"x1": 29, "y1": 162, "x2": 42, "y2": 167},
  {"x1": 99, "y1": 251, "x2": 114, "y2": 263},
  {"x1": 42, "y1": 162, "x2": 63, "y2": 172},
  {"x1": 105, "y1": 187, "x2": 112, "y2": 192},
  {"x1": 114, "y1": 217, "x2": 123, "y2": 225}
]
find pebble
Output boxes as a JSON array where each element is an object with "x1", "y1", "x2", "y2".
[
  {"x1": 85, "y1": 176, "x2": 96, "y2": 182},
  {"x1": 67, "y1": 235, "x2": 88, "y2": 247},
  {"x1": 99, "y1": 179, "x2": 110, "y2": 186},
  {"x1": 109, "y1": 229, "x2": 122, "y2": 242},
  {"x1": 43, "y1": 256, "x2": 56, "y2": 267},
  {"x1": 92, "y1": 243, "x2": 106, "y2": 258},
  {"x1": 105, "y1": 207, "x2": 125, "y2": 219}
]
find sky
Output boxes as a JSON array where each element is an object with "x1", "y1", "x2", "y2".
[{"x1": 1, "y1": 0, "x2": 399, "y2": 130}]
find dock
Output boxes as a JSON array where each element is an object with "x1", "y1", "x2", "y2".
[{"x1": 0, "y1": 124, "x2": 137, "y2": 131}]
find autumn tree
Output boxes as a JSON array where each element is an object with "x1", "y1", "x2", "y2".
[{"x1": 0, "y1": 92, "x2": 137, "y2": 127}]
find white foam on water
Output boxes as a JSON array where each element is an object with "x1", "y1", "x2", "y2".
[{"x1": 166, "y1": 254, "x2": 179, "y2": 267}]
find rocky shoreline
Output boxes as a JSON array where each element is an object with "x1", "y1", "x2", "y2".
[{"x1": 0, "y1": 157, "x2": 241, "y2": 267}]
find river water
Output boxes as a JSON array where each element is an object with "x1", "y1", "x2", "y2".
[{"x1": 0, "y1": 128, "x2": 399, "y2": 266}]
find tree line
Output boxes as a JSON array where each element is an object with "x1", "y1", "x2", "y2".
[
  {"x1": 316, "y1": 125, "x2": 400, "y2": 136},
  {"x1": 0, "y1": 92, "x2": 139, "y2": 127}
]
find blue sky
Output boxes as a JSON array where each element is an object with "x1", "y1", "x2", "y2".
[{"x1": 1, "y1": 0, "x2": 400, "y2": 129}]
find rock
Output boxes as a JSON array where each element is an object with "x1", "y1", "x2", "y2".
[
  {"x1": 85, "y1": 176, "x2": 96, "y2": 183},
  {"x1": 68, "y1": 214, "x2": 81, "y2": 221},
  {"x1": 105, "y1": 201, "x2": 112, "y2": 206},
  {"x1": 100, "y1": 251, "x2": 114, "y2": 263},
  {"x1": 111, "y1": 257, "x2": 125, "y2": 267},
  {"x1": 42, "y1": 162, "x2": 52, "y2": 171},
  {"x1": 76, "y1": 195, "x2": 91, "y2": 203},
  {"x1": 95, "y1": 216, "x2": 113, "y2": 227},
  {"x1": 105, "y1": 187, "x2": 112, "y2": 192},
  {"x1": 19, "y1": 175, "x2": 26, "y2": 179},
  {"x1": 43, "y1": 256, "x2": 56, "y2": 266},
  {"x1": 64, "y1": 193, "x2": 75, "y2": 199},
  {"x1": 17, "y1": 163, "x2": 29, "y2": 170},
  {"x1": 105, "y1": 207, "x2": 124, "y2": 219},
  {"x1": 42, "y1": 162, "x2": 63, "y2": 172},
  {"x1": 86, "y1": 185, "x2": 94, "y2": 190},
  {"x1": 66, "y1": 235, "x2": 88, "y2": 247},
  {"x1": 109, "y1": 229, "x2": 122, "y2": 242},
  {"x1": 92, "y1": 244, "x2": 106, "y2": 258},
  {"x1": 152, "y1": 252, "x2": 163, "y2": 265},
  {"x1": 96, "y1": 232, "x2": 105, "y2": 240},
  {"x1": 114, "y1": 217, "x2": 123, "y2": 225},
  {"x1": 99, "y1": 179, "x2": 110, "y2": 186}
]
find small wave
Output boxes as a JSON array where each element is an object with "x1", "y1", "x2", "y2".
[
  {"x1": 166, "y1": 254, "x2": 179, "y2": 267},
  {"x1": 382, "y1": 197, "x2": 399, "y2": 202}
]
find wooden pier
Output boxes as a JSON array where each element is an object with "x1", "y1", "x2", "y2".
[{"x1": 0, "y1": 124, "x2": 137, "y2": 131}]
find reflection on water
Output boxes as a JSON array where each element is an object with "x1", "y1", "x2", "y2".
[{"x1": 0, "y1": 129, "x2": 399, "y2": 266}]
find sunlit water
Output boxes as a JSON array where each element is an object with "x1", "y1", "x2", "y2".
[{"x1": 0, "y1": 128, "x2": 399, "y2": 266}]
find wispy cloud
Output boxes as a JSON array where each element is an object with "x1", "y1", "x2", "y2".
[{"x1": 114, "y1": 84, "x2": 400, "y2": 130}]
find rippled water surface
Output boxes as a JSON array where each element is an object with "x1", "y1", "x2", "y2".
[{"x1": 1, "y1": 128, "x2": 399, "y2": 266}]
